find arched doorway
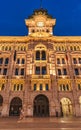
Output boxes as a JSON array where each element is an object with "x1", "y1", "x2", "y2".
[
  {"x1": 33, "y1": 95, "x2": 49, "y2": 117},
  {"x1": 0, "y1": 95, "x2": 3, "y2": 106},
  {"x1": 60, "y1": 97, "x2": 73, "y2": 117},
  {"x1": 0, "y1": 95, "x2": 3, "y2": 115},
  {"x1": 9, "y1": 97, "x2": 22, "y2": 116}
]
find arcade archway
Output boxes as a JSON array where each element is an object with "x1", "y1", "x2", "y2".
[
  {"x1": 60, "y1": 97, "x2": 73, "y2": 117},
  {"x1": 33, "y1": 95, "x2": 49, "y2": 117},
  {"x1": 0, "y1": 95, "x2": 3, "y2": 115},
  {"x1": 9, "y1": 97, "x2": 22, "y2": 116},
  {"x1": 0, "y1": 95, "x2": 3, "y2": 106}
]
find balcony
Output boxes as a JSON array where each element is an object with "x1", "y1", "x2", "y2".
[{"x1": 31, "y1": 75, "x2": 50, "y2": 79}]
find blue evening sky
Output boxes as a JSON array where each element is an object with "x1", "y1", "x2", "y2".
[{"x1": 0, "y1": 0, "x2": 81, "y2": 36}]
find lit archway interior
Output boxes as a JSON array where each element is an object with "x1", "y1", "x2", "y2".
[
  {"x1": 79, "y1": 96, "x2": 81, "y2": 114},
  {"x1": 60, "y1": 97, "x2": 73, "y2": 117}
]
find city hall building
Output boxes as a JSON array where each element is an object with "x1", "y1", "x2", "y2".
[{"x1": 0, "y1": 8, "x2": 81, "y2": 117}]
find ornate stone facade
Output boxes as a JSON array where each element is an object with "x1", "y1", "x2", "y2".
[{"x1": 0, "y1": 8, "x2": 81, "y2": 117}]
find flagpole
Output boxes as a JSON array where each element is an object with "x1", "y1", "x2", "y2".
[{"x1": 40, "y1": 0, "x2": 42, "y2": 8}]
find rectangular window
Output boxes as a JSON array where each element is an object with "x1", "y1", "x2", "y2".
[
  {"x1": 22, "y1": 58, "x2": 25, "y2": 64},
  {"x1": 34, "y1": 84, "x2": 36, "y2": 91},
  {"x1": 0, "y1": 68, "x2": 1, "y2": 74},
  {"x1": 14, "y1": 84, "x2": 16, "y2": 91},
  {"x1": 74, "y1": 68, "x2": 79, "y2": 75},
  {"x1": 40, "y1": 84, "x2": 42, "y2": 90},
  {"x1": 66, "y1": 84, "x2": 69, "y2": 91},
  {"x1": 42, "y1": 51, "x2": 46, "y2": 60},
  {"x1": 63, "y1": 68, "x2": 67, "y2": 75},
  {"x1": 36, "y1": 51, "x2": 40, "y2": 60},
  {"x1": 78, "y1": 84, "x2": 81, "y2": 90},
  {"x1": 15, "y1": 68, "x2": 19, "y2": 75},
  {"x1": 17, "y1": 58, "x2": 20, "y2": 64},
  {"x1": 1, "y1": 84, "x2": 5, "y2": 90},
  {"x1": 5, "y1": 58, "x2": 9, "y2": 65},
  {"x1": 35, "y1": 67, "x2": 40, "y2": 74},
  {"x1": 21, "y1": 68, "x2": 24, "y2": 75},
  {"x1": 17, "y1": 84, "x2": 19, "y2": 91},
  {"x1": 21, "y1": 84, "x2": 23, "y2": 90},
  {"x1": 73, "y1": 58, "x2": 77, "y2": 64},
  {"x1": 79, "y1": 58, "x2": 81, "y2": 64},
  {"x1": 3, "y1": 68, "x2": 7, "y2": 75},
  {"x1": 42, "y1": 66, "x2": 46, "y2": 75},
  {"x1": 0, "y1": 58, "x2": 3, "y2": 65},
  {"x1": 60, "y1": 84, "x2": 62, "y2": 91},
  {"x1": 62, "y1": 58, "x2": 65, "y2": 64},
  {"x1": 46, "y1": 84, "x2": 49, "y2": 90},
  {"x1": 57, "y1": 58, "x2": 60, "y2": 64},
  {"x1": 63, "y1": 84, "x2": 65, "y2": 91},
  {"x1": 58, "y1": 69, "x2": 61, "y2": 75}
]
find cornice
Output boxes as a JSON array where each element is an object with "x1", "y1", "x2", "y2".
[{"x1": 0, "y1": 36, "x2": 81, "y2": 43}]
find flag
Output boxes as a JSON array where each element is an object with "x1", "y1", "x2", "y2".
[
  {"x1": 14, "y1": 50, "x2": 17, "y2": 61},
  {"x1": 65, "y1": 53, "x2": 68, "y2": 61}
]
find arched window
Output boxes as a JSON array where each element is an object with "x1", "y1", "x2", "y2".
[
  {"x1": 36, "y1": 51, "x2": 40, "y2": 60},
  {"x1": 42, "y1": 51, "x2": 46, "y2": 60}
]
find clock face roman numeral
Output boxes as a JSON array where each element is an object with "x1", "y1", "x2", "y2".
[{"x1": 37, "y1": 22, "x2": 44, "y2": 27}]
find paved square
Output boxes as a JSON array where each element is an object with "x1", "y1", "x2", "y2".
[{"x1": 0, "y1": 117, "x2": 81, "y2": 130}]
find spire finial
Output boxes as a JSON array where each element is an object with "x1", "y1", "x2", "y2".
[{"x1": 40, "y1": 0, "x2": 42, "y2": 8}]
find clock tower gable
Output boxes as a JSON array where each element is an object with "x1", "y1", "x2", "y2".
[{"x1": 25, "y1": 8, "x2": 56, "y2": 37}]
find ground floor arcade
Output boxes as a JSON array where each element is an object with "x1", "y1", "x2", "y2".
[{"x1": 0, "y1": 94, "x2": 81, "y2": 117}]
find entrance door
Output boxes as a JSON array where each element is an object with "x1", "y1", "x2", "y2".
[
  {"x1": 9, "y1": 97, "x2": 22, "y2": 116},
  {"x1": 33, "y1": 95, "x2": 49, "y2": 117}
]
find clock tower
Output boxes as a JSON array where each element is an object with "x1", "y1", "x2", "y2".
[{"x1": 25, "y1": 8, "x2": 56, "y2": 37}]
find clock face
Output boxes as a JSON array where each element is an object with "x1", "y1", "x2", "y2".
[{"x1": 37, "y1": 21, "x2": 44, "y2": 27}]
